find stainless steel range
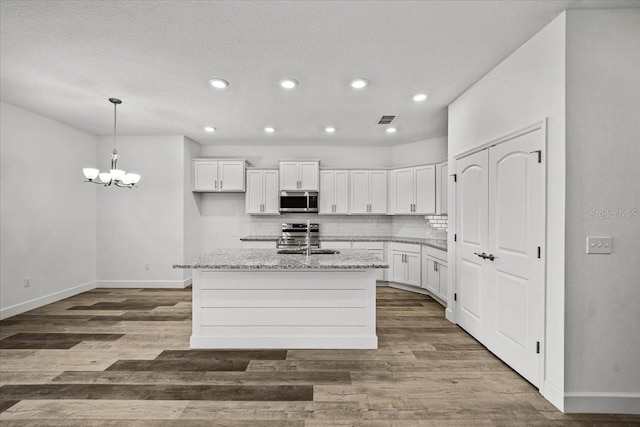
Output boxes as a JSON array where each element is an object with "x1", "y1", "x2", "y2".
[{"x1": 277, "y1": 223, "x2": 320, "y2": 248}]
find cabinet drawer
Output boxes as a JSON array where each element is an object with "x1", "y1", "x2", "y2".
[{"x1": 422, "y1": 245, "x2": 447, "y2": 262}]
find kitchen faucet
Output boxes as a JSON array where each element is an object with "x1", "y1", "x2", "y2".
[{"x1": 305, "y1": 220, "x2": 311, "y2": 256}]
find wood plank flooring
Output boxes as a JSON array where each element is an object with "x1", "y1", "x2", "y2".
[{"x1": 1, "y1": 285, "x2": 638, "y2": 426}]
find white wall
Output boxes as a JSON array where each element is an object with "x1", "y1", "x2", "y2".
[
  {"x1": 183, "y1": 137, "x2": 202, "y2": 279},
  {"x1": 391, "y1": 136, "x2": 447, "y2": 166},
  {"x1": 96, "y1": 135, "x2": 186, "y2": 287},
  {"x1": 200, "y1": 144, "x2": 392, "y2": 168},
  {"x1": 0, "y1": 102, "x2": 97, "y2": 318},
  {"x1": 447, "y1": 13, "x2": 566, "y2": 409},
  {"x1": 564, "y1": 9, "x2": 640, "y2": 413}
]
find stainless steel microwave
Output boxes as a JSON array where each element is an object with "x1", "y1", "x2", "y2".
[{"x1": 279, "y1": 191, "x2": 319, "y2": 213}]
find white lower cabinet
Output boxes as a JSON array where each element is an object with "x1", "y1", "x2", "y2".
[
  {"x1": 421, "y1": 246, "x2": 448, "y2": 304},
  {"x1": 388, "y1": 243, "x2": 421, "y2": 287}
]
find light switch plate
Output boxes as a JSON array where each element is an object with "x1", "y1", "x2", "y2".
[{"x1": 586, "y1": 237, "x2": 612, "y2": 254}]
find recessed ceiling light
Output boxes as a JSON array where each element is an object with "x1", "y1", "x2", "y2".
[
  {"x1": 413, "y1": 93, "x2": 428, "y2": 102},
  {"x1": 209, "y1": 78, "x2": 229, "y2": 89},
  {"x1": 325, "y1": 127, "x2": 336, "y2": 133},
  {"x1": 264, "y1": 126, "x2": 276, "y2": 133},
  {"x1": 204, "y1": 126, "x2": 216, "y2": 133},
  {"x1": 386, "y1": 127, "x2": 397, "y2": 134},
  {"x1": 279, "y1": 78, "x2": 298, "y2": 89},
  {"x1": 350, "y1": 78, "x2": 368, "y2": 89}
]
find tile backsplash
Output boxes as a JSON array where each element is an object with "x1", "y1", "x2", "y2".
[{"x1": 248, "y1": 214, "x2": 447, "y2": 239}]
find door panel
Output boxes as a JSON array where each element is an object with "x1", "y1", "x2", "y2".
[
  {"x1": 487, "y1": 129, "x2": 544, "y2": 387},
  {"x1": 319, "y1": 171, "x2": 335, "y2": 214},
  {"x1": 393, "y1": 168, "x2": 413, "y2": 214},
  {"x1": 193, "y1": 161, "x2": 218, "y2": 191},
  {"x1": 390, "y1": 252, "x2": 405, "y2": 283},
  {"x1": 415, "y1": 165, "x2": 436, "y2": 214},
  {"x1": 405, "y1": 253, "x2": 421, "y2": 286},
  {"x1": 334, "y1": 171, "x2": 349, "y2": 214},
  {"x1": 280, "y1": 162, "x2": 299, "y2": 190},
  {"x1": 263, "y1": 170, "x2": 279, "y2": 214},
  {"x1": 455, "y1": 149, "x2": 489, "y2": 340},
  {"x1": 299, "y1": 162, "x2": 319, "y2": 190},
  {"x1": 369, "y1": 171, "x2": 388, "y2": 213},
  {"x1": 245, "y1": 170, "x2": 263, "y2": 213},
  {"x1": 219, "y1": 161, "x2": 244, "y2": 191},
  {"x1": 350, "y1": 171, "x2": 370, "y2": 213}
]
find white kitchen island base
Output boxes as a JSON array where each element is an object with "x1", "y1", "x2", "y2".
[{"x1": 190, "y1": 269, "x2": 378, "y2": 349}]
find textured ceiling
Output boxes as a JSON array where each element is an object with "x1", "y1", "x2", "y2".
[{"x1": 1, "y1": 0, "x2": 638, "y2": 146}]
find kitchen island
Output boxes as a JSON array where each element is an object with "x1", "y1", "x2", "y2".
[{"x1": 174, "y1": 249, "x2": 388, "y2": 349}]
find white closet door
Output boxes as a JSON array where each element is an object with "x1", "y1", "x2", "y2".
[
  {"x1": 455, "y1": 149, "x2": 489, "y2": 341},
  {"x1": 487, "y1": 130, "x2": 544, "y2": 387}
]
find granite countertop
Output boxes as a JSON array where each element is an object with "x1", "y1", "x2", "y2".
[
  {"x1": 173, "y1": 249, "x2": 389, "y2": 270},
  {"x1": 240, "y1": 235, "x2": 447, "y2": 251}
]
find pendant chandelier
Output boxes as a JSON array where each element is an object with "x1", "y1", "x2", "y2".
[{"x1": 82, "y1": 98, "x2": 141, "y2": 188}]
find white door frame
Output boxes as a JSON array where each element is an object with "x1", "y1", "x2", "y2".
[{"x1": 449, "y1": 118, "x2": 547, "y2": 390}]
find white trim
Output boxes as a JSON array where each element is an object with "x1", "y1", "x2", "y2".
[
  {"x1": 190, "y1": 335, "x2": 378, "y2": 349},
  {"x1": 454, "y1": 119, "x2": 546, "y2": 161},
  {"x1": 542, "y1": 380, "x2": 565, "y2": 412},
  {"x1": 564, "y1": 392, "x2": 640, "y2": 414},
  {"x1": 95, "y1": 277, "x2": 191, "y2": 289},
  {"x1": 0, "y1": 280, "x2": 96, "y2": 320}
]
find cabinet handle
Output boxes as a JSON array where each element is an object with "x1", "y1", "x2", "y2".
[
  {"x1": 220, "y1": 180, "x2": 223, "y2": 189},
  {"x1": 434, "y1": 262, "x2": 438, "y2": 272},
  {"x1": 214, "y1": 180, "x2": 218, "y2": 189}
]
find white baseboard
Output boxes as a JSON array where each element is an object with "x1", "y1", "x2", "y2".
[
  {"x1": 565, "y1": 392, "x2": 640, "y2": 414},
  {"x1": 542, "y1": 380, "x2": 565, "y2": 412},
  {"x1": 96, "y1": 277, "x2": 191, "y2": 289},
  {"x1": 0, "y1": 280, "x2": 96, "y2": 320},
  {"x1": 190, "y1": 334, "x2": 378, "y2": 349}
]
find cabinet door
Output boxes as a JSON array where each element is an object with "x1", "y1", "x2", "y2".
[
  {"x1": 436, "y1": 162, "x2": 448, "y2": 214},
  {"x1": 350, "y1": 171, "x2": 370, "y2": 214},
  {"x1": 319, "y1": 171, "x2": 335, "y2": 214},
  {"x1": 425, "y1": 259, "x2": 440, "y2": 294},
  {"x1": 219, "y1": 161, "x2": 245, "y2": 192},
  {"x1": 392, "y1": 168, "x2": 414, "y2": 214},
  {"x1": 193, "y1": 161, "x2": 218, "y2": 191},
  {"x1": 245, "y1": 170, "x2": 264, "y2": 214},
  {"x1": 438, "y1": 264, "x2": 448, "y2": 302},
  {"x1": 263, "y1": 170, "x2": 280, "y2": 214},
  {"x1": 415, "y1": 165, "x2": 436, "y2": 214},
  {"x1": 390, "y1": 251, "x2": 406, "y2": 283},
  {"x1": 279, "y1": 162, "x2": 299, "y2": 190},
  {"x1": 369, "y1": 171, "x2": 388, "y2": 214},
  {"x1": 405, "y1": 253, "x2": 422, "y2": 286},
  {"x1": 333, "y1": 170, "x2": 349, "y2": 214},
  {"x1": 299, "y1": 162, "x2": 319, "y2": 191}
]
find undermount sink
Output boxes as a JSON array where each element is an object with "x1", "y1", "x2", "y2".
[{"x1": 277, "y1": 249, "x2": 340, "y2": 255}]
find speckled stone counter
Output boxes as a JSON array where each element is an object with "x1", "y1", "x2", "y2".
[
  {"x1": 240, "y1": 235, "x2": 447, "y2": 251},
  {"x1": 173, "y1": 248, "x2": 388, "y2": 270}
]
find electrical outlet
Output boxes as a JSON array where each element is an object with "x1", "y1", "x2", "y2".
[
  {"x1": 586, "y1": 237, "x2": 612, "y2": 254},
  {"x1": 23, "y1": 277, "x2": 31, "y2": 287},
  {"x1": 145, "y1": 263, "x2": 150, "y2": 271}
]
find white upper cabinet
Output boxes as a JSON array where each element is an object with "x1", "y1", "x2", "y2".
[
  {"x1": 349, "y1": 170, "x2": 387, "y2": 214},
  {"x1": 193, "y1": 159, "x2": 248, "y2": 192},
  {"x1": 246, "y1": 169, "x2": 279, "y2": 215},
  {"x1": 319, "y1": 170, "x2": 349, "y2": 214},
  {"x1": 279, "y1": 161, "x2": 319, "y2": 191},
  {"x1": 436, "y1": 161, "x2": 448, "y2": 214},
  {"x1": 389, "y1": 164, "x2": 435, "y2": 214}
]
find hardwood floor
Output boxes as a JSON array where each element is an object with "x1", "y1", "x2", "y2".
[{"x1": 1, "y1": 286, "x2": 638, "y2": 426}]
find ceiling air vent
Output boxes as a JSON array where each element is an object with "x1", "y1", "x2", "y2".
[{"x1": 377, "y1": 115, "x2": 396, "y2": 125}]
